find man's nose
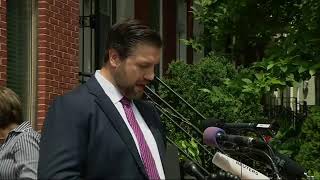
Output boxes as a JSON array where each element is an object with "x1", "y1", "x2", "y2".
[{"x1": 144, "y1": 67, "x2": 155, "y2": 81}]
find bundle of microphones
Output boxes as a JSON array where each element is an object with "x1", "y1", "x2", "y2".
[{"x1": 184, "y1": 118, "x2": 311, "y2": 180}]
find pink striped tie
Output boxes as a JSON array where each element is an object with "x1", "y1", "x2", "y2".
[{"x1": 120, "y1": 97, "x2": 160, "y2": 180}]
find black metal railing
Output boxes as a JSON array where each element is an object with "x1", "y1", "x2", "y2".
[
  {"x1": 264, "y1": 97, "x2": 308, "y2": 129},
  {"x1": 144, "y1": 85, "x2": 214, "y2": 175}
]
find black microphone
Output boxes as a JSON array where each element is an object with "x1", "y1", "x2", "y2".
[
  {"x1": 183, "y1": 159, "x2": 240, "y2": 180},
  {"x1": 202, "y1": 119, "x2": 272, "y2": 130},
  {"x1": 207, "y1": 171, "x2": 240, "y2": 180},
  {"x1": 183, "y1": 159, "x2": 205, "y2": 180},
  {"x1": 203, "y1": 127, "x2": 266, "y2": 148},
  {"x1": 273, "y1": 151, "x2": 306, "y2": 179}
]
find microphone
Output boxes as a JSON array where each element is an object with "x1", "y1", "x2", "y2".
[
  {"x1": 183, "y1": 159, "x2": 205, "y2": 180},
  {"x1": 202, "y1": 119, "x2": 272, "y2": 130},
  {"x1": 212, "y1": 152, "x2": 270, "y2": 180},
  {"x1": 183, "y1": 159, "x2": 240, "y2": 180},
  {"x1": 207, "y1": 171, "x2": 240, "y2": 180},
  {"x1": 203, "y1": 127, "x2": 266, "y2": 148},
  {"x1": 273, "y1": 151, "x2": 306, "y2": 179}
]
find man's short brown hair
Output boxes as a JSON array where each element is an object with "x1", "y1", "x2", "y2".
[
  {"x1": 105, "y1": 19, "x2": 162, "y2": 62},
  {"x1": 0, "y1": 87, "x2": 23, "y2": 128}
]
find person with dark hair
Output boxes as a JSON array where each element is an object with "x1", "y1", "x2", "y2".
[
  {"x1": 0, "y1": 87, "x2": 40, "y2": 180},
  {"x1": 38, "y1": 19, "x2": 166, "y2": 179}
]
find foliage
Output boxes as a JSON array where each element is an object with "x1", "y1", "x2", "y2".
[
  {"x1": 161, "y1": 0, "x2": 320, "y2": 175},
  {"x1": 225, "y1": 56, "x2": 316, "y2": 97},
  {"x1": 178, "y1": 138, "x2": 201, "y2": 163},
  {"x1": 270, "y1": 106, "x2": 320, "y2": 178},
  {"x1": 189, "y1": 0, "x2": 320, "y2": 97},
  {"x1": 158, "y1": 54, "x2": 265, "y2": 167},
  {"x1": 160, "y1": 54, "x2": 264, "y2": 125},
  {"x1": 191, "y1": 0, "x2": 320, "y2": 69},
  {"x1": 295, "y1": 106, "x2": 320, "y2": 178}
]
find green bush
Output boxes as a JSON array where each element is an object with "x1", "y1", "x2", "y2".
[
  {"x1": 159, "y1": 54, "x2": 264, "y2": 125},
  {"x1": 271, "y1": 106, "x2": 320, "y2": 179},
  {"x1": 295, "y1": 106, "x2": 320, "y2": 178},
  {"x1": 158, "y1": 54, "x2": 265, "y2": 165}
]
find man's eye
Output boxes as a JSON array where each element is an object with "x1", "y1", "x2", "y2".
[{"x1": 139, "y1": 64, "x2": 149, "y2": 68}]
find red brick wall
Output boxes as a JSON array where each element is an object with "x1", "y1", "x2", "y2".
[
  {"x1": 37, "y1": 0, "x2": 80, "y2": 130},
  {"x1": 0, "y1": 0, "x2": 6, "y2": 86}
]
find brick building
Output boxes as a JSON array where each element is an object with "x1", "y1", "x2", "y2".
[
  {"x1": 0, "y1": 0, "x2": 184, "y2": 131},
  {"x1": 0, "y1": 0, "x2": 80, "y2": 131}
]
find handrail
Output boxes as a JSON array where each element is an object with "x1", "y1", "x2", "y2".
[
  {"x1": 145, "y1": 86, "x2": 203, "y2": 135},
  {"x1": 145, "y1": 93, "x2": 214, "y2": 157},
  {"x1": 155, "y1": 76, "x2": 207, "y2": 120}
]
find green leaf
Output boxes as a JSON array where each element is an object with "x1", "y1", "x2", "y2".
[
  {"x1": 287, "y1": 46, "x2": 296, "y2": 54},
  {"x1": 267, "y1": 63, "x2": 275, "y2": 70},
  {"x1": 242, "y1": 78, "x2": 252, "y2": 84},
  {"x1": 199, "y1": 88, "x2": 211, "y2": 93},
  {"x1": 292, "y1": 81, "x2": 301, "y2": 87},
  {"x1": 190, "y1": 139, "x2": 198, "y2": 149},
  {"x1": 271, "y1": 79, "x2": 286, "y2": 85},
  {"x1": 255, "y1": 73, "x2": 263, "y2": 80},
  {"x1": 280, "y1": 66, "x2": 288, "y2": 72},
  {"x1": 188, "y1": 149, "x2": 196, "y2": 157},
  {"x1": 181, "y1": 141, "x2": 187, "y2": 149},
  {"x1": 286, "y1": 74, "x2": 295, "y2": 81},
  {"x1": 265, "y1": 86, "x2": 271, "y2": 92},
  {"x1": 298, "y1": 66, "x2": 307, "y2": 73},
  {"x1": 242, "y1": 88, "x2": 252, "y2": 93},
  {"x1": 309, "y1": 69, "x2": 316, "y2": 76}
]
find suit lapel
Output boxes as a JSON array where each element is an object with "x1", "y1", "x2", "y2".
[
  {"x1": 85, "y1": 77, "x2": 148, "y2": 178},
  {"x1": 134, "y1": 100, "x2": 166, "y2": 166}
]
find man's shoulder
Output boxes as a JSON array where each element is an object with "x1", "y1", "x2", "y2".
[
  {"x1": 61, "y1": 82, "x2": 97, "y2": 100},
  {"x1": 51, "y1": 83, "x2": 98, "y2": 110}
]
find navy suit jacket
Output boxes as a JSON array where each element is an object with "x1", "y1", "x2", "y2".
[{"x1": 38, "y1": 77, "x2": 167, "y2": 179}]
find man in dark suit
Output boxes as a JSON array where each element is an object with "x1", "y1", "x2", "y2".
[{"x1": 38, "y1": 19, "x2": 166, "y2": 179}]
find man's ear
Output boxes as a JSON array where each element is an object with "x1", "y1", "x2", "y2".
[{"x1": 108, "y1": 49, "x2": 121, "y2": 67}]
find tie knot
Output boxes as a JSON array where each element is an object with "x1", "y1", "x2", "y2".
[{"x1": 120, "y1": 96, "x2": 131, "y2": 107}]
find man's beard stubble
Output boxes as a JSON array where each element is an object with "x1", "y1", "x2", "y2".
[
  {"x1": 122, "y1": 85, "x2": 144, "y2": 100},
  {"x1": 114, "y1": 78, "x2": 144, "y2": 100}
]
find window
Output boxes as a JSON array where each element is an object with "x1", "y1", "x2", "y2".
[
  {"x1": 79, "y1": 0, "x2": 134, "y2": 82},
  {"x1": 79, "y1": 0, "x2": 117, "y2": 82},
  {"x1": 7, "y1": 0, "x2": 37, "y2": 125}
]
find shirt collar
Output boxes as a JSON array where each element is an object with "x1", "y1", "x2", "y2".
[
  {"x1": 95, "y1": 70, "x2": 124, "y2": 104},
  {"x1": 11, "y1": 121, "x2": 32, "y2": 133},
  {"x1": 1, "y1": 121, "x2": 32, "y2": 147}
]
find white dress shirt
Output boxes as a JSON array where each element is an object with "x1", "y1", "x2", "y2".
[{"x1": 95, "y1": 70, "x2": 165, "y2": 179}]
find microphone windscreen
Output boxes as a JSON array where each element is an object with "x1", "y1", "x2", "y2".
[{"x1": 203, "y1": 127, "x2": 225, "y2": 147}]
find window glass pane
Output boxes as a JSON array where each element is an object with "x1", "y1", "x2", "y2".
[
  {"x1": 116, "y1": 0, "x2": 134, "y2": 22},
  {"x1": 79, "y1": 0, "x2": 95, "y2": 82},
  {"x1": 79, "y1": 0, "x2": 116, "y2": 78},
  {"x1": 7, "y1": 0, "x2": 32, "y2": 120},
  {"x1": 95, "y1": 0, "x2": 113, "y2": 69}
]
